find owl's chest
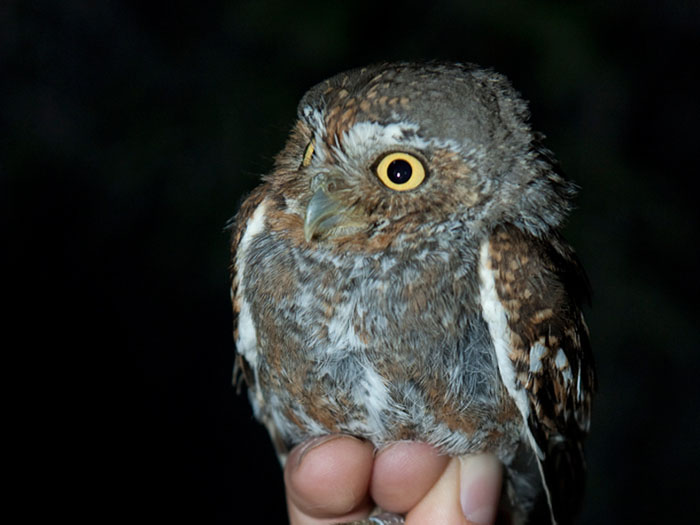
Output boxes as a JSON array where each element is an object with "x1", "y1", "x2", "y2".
[
  {"x1": 246, "y1": 228, "x2": 481, "y2": 352},
  {"x1": 238, "y1": 228, "x2": 516, "y2": 452}
]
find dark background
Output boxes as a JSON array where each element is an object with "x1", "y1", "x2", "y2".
[{"x1": 4, "y1": 1, "x2": 699, "y2": 523}]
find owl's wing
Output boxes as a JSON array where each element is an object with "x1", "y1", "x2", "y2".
[
  {"x1": 479, "y1": 225, "x2": 595, "y2": 525},
  {"x1": 229, "y1": 185, "x2": 298, "y2": 463},
  {"x1": 229, "y1": 184, "x2": 269, "y2": 393}
]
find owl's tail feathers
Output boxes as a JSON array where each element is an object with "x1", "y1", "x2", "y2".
[{"x1": 539, "y1": 439, "x2": 587, "y2": 525}]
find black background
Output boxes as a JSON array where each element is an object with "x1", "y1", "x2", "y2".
[{"x1": 4, "y1": 1, "x2": 699, "y2": 523}]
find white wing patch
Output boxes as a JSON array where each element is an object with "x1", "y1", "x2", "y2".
[
  {"x1": 235, "y1": 199, "x2": 269, "y2": 372},
  {"x1": 529, "y1": 342, "x2": 547, "y2": 373},
  {"x1": 555, "y1": 348, "x2": 574, "y2": 385},
  {"x1": 477, "y1": 240, "x2": 544, "y2": 459}
]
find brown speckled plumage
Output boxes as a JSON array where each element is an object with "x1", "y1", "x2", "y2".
[{"x1": 230, "y1": 62, "x2": 594, "y2": 524}]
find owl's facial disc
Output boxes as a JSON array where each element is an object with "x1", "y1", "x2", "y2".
[
  {"x1": 303, "y1": 149, "x2": 431, "y2": 242},
  {"x1": 303, "y1": 172, "x2": 363, "y2": 242}
]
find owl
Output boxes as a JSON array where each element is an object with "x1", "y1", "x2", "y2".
[{"x1": 230, "y1": 62, "x2": 594, "y2": 525}]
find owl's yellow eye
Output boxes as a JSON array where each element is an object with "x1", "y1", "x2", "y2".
[
  {"x1": 302, "y1": 140, "x2": 315, "y2": 167},
  {"x1": 375, "y1": 152, "x2": 426, "y2": 191}
]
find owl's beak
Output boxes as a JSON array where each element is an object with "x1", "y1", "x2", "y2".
[{"x1": 303, "y1": 187, "x2": 348, "y2": 242}]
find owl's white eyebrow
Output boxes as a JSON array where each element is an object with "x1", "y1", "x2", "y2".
[
  {"x1": 341, "y1": 121, "x2": 425, "y2": 151},
  {"x1": 340, "y1": 120, "x2": 466, "y2": 155},
  {"x1": 302, "y1": 108, "x2": 467, "y2": 160}
]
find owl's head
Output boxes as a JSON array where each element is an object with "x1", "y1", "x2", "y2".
[{"x1": 266, "y1": 62, "x2": 575, "y2": 246}]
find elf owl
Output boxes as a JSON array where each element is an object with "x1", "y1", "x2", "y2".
[{"x1": 230, "y1": 62, "x2": 594, "y2": 524}]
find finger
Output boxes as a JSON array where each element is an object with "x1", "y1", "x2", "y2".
[
  {"x1": 458, "y1": 454, "x2": 502, "y2": 525},
  {"x1": 370, "y1": 442, "x2": 450, "y2": 513},
  {"x1": 405, "y1": 454, "x2": 502, "y2": 525},
  {"x1": 285, "y1": 435, "x2": 375, "y2": 524},
  {"x1": 405, "y1": 456, "x2": 466, "y2": 525}
]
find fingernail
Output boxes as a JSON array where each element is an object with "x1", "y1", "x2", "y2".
[
  {"x1": 459, "y1": 454, "x2": 502, "y2": 524},
  {"x1": 294, "y1": 434, "x2": 363, "y2": 469}
]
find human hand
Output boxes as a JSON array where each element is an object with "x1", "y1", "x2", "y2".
[{"x1": 284, "y1": 435, "x2": 503, "y2": 525}]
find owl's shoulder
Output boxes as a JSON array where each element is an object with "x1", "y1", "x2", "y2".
[
  {"x1": 480, "y1": 224, "x2": 594, "y2": 523},
  {"x1": 229, "y1": 185, "x2": 270, "y2": 259},
  {"x1": 229, "y1": 184, "x2": 272, "y2": 390},
  {"x1": 483, "y1": 224, "x2": 593, "y2": 430}
]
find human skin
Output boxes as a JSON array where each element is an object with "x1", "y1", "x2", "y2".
[{"x1": 284, "y1": 436, "x2": 503, "y2": 525}]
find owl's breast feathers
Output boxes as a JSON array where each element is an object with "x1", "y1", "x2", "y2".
[
  {"x1": 231, "y1": 191, "x2": 593, "y2": 523},
  {"x1": 231, "y1": 194, "x2": 526, "y2": 454}
]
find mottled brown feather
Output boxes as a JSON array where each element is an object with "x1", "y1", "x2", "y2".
[{"x1": 488, "y1": 224, "x2": 595, "y2": 523}]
